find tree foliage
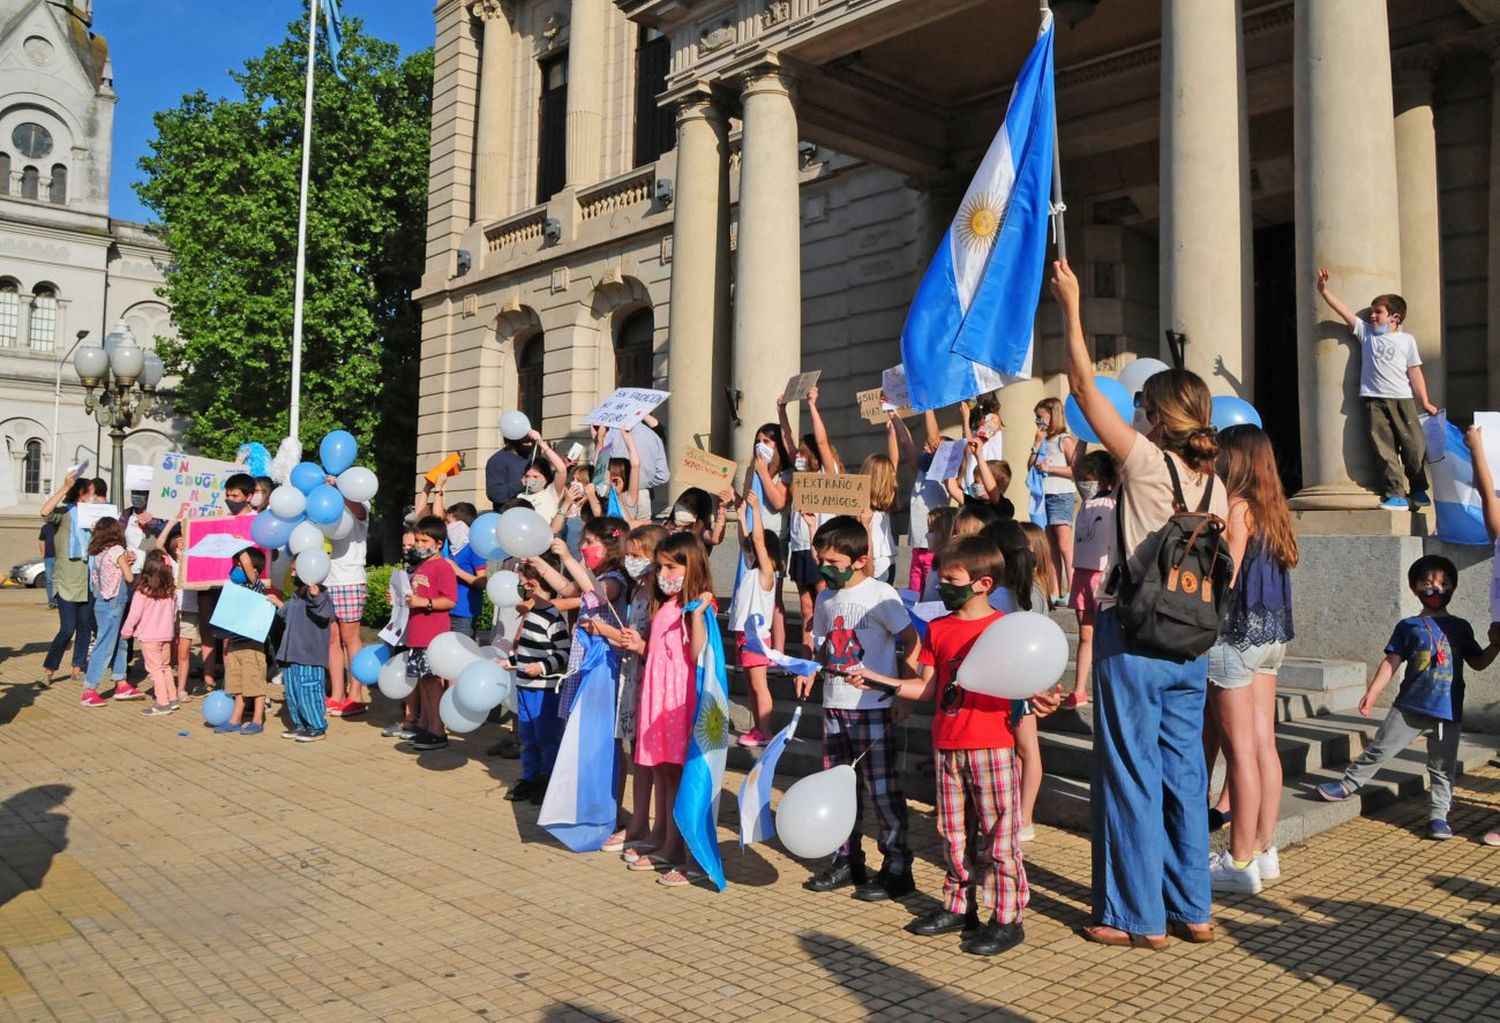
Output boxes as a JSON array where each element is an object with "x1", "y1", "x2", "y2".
[{"x1": 136, "y1": 10, "x2": 431, "y2": 535}]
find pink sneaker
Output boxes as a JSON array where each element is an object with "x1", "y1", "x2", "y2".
[
  {"x1": 326, "y1": 697, "x2": 345, "y2": 718},
  {"x1": 80, "y1": 690, "x2": 107, "y2": 708},
  {"x1": 738, "y1": 729, "x2": 768, "y2": 748},
  {"x1": 111, "y1": 683, "x2": 146, "y2": 701}
]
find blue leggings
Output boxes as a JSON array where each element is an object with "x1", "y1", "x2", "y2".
[{"x1": 516, "y1": 686, "x2": 561, "y2": 781}]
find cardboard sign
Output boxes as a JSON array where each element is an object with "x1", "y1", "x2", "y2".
[
  {"x1": 926, "y1": 439, "x2": 967, "y2": 482},
  {"x1": 74, "y1": 502, "x2": 119, "y2": 531},
  {"x1": 581, "y1": 388, "x2": 671, "y2": 429},
  {"x1": 209, "y1": 582, "x2": 275, "y2": 642},
  {"x1": 857, "y1": 388, "x2": 913, "y2": 425},
  {"x1": 179, "y1": 515, "x2": 263, "y2": 591},
  {"x1": 792, "y1": 473, "x2": 871, "y2": 515},
  {"x1": 675, "y1": 447, "x2": 738, "y2": 494},
  {"x1": 186, "y1": 534, "x2": 256, "y2": 559},
  {"x1": 147, "y1": 451, "x2": 240, "y2": 520},
  {"x1": 881, "y1": 366, "x2": 911, "y2": 411},
  {"x1": 781, "y1": 370, "x2": 822, "y2": 403},
  {"x1": 124, "y1": 464, "x2": 154, "y2": 493}
]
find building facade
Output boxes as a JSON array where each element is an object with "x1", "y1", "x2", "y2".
[{"x1": 0, "y1": 0, "x2": 183, "y2": 567}]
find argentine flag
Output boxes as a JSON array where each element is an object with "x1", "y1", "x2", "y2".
[
  {"x1": 1428, "y1": 412, "x2": 1490, "y2": 546},
  {"x1": 739, "y1": 705, "x2": 802, "y2": 847},
  {"x1": 899, "y1": 11, "x2": 1055, "y2": 411},
  {"x1": 538, "y1": 630, "x2": 620, "y2": 852},
  {"x1": 673, "y1": 600, "x2": 732, "y2": 890},
  {"x1": 744, "y1": 613, "x2": 822, "y2": 678}
]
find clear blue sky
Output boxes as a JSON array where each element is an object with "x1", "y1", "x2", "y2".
[{"x1": 100, "y1": 0, "x2": 433, "y2": 223}]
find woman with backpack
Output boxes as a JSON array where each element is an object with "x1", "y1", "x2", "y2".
[{"x1": 1052, "y1": 261, "x2": 1231, "y2": 949}]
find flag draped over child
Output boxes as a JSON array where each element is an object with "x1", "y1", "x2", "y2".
[
  {"x1": 538, "y1": 630, "x2": 619, "y2": 852},
  {"x1": 673, "y1": 600, "x2": 731, "y2": 890},
  {"x1": 1427, "y1": 412, "x2": 1491, "y2": 546},
  {"x1": 738, "y1": 705, "x2": 802, "y2": 847},
  {"x1": 898, "y1": 10, "x2": 1056, "y2": 411}
]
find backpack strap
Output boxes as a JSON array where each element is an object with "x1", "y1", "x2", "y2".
[
  {"x1": 1163, "y1": 453, "x2": 1216, "y2": 514},
  {"x1": 1114, "y1": 467, "x2": 1130, "y2": 586}
]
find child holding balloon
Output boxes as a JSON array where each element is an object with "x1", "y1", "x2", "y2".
[
  {"x1": 404, "y1": 517, "x2": 459, "y2": 751},
  {"x1": 275, "y1": 565, "x2": 334, "y2": 742}
]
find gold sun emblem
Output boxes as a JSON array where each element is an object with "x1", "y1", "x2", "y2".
[{"x1": 957, "y1": 192, "x2": 1006, "y2": 252}]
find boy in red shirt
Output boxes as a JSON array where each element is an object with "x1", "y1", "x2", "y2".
[
  {"x1": 403, "y1": 516, "x2": 458, "y2": 750},
  {"x1": 851, "y1": 534, "x2": 1059, "y2": 956}
]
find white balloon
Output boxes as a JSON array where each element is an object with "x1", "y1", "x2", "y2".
[
  {"x1": 497, "y1": 507, "x2": 552, "y2": 558},
  {"x1": 776, "y1": 765, "x2": 858, "y2": 859},
  {"x1": 295, "y1": 548, "x2": 331, "y2": 585},
  {"x1": 337, "y1": 466, "x2": 379, "y2": 503},
  {"x1": 439, "y1": 687, "x2": 488, "y2": 734},
  {"x1": 318, "y1": 508, "x2": 356, "y2": 540},
  {"x1": 454, "y1": 659, "x2": 513, "y2": 716},
  {"x1": 427, "y1": 630, "x2": 482, "y2": 680},
  {"x1": 269, "y1": 551, "x2": 292, "y2": 591},
  {"x1": 500, "y1": 410, "x2": 532, "y2": 442},
  {"x1": 956, "y1": 611, "x2": 1069, "y2": 700},
  {"x1": 268, "y1": 485, "x2": 307, "y2": 520},
  {"x1": 486, "y1": 569, "x2": 523, "y2": 609},
  {"x1": 288, "y1": 520, "x2": 325, "y2": 555},
  {"x1": 1117, "y1": 357, "x2": 1171, "y2": 397},
  {"x1": 378, "y1": 652, "x2": 413, "y2": 700}
]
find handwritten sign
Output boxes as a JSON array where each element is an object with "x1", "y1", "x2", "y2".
[
  {"x1": 209, "y1": 582, "x2": 275, "y2": 642},
  {"x1": 74, "y1": 502, "x2": 119, "y2": 531},
  {"x1": 581, "y1": 388, "x2": 671, "y2": 429},
  {"x1": 857, "y1": 388, "x2": 913, "y2": 425},
  {"x1": 926, "y1": 439, "x2": 967, "y2": 482},
  {"x1": 881, "y1": 366, "x2": 911, "y2": 411},
  {"x1": 781, "y1": 370, "x2": 822, "y2": 403},
  {"x1": 792, "y1": 473, "x2": 871, "y2": 515},
  {"x1": 125, "y1": 464, "x2": 154, "y2": 492},
  {"x1": 147, "y1": 452, "x2": 239, "y2": 520},
  {"x1": 675, "y1": 447, "x2": 738, "y2": 494},
  {"x1": 179, "y1": 515, "x2": 262, "y2": 591}
]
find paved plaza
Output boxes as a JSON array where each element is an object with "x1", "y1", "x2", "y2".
[{"x1": 0, "y1": 589, "x2": 1496, "y2": 1023}]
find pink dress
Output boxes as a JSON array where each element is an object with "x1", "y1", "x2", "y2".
[{"x1": 634, "y1": 600, "x2": 695, "y2": 767}]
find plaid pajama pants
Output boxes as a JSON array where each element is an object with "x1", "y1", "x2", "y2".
[
  {"x1": 822, "y1": 707, "x2": 911, "y2": 874},
  {"x1": 936, "y1": 747, "x2": 1029, "y2": 922}
]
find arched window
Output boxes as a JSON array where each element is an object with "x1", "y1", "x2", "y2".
[
  {"x1": 516, "y1": 333, "x2": 545, "y2": 429},
  {"x1": 0, "y1": 280, "x2": 18, "y2": 347},
  {"x1": 614, "y1": 309, "x2": 654, "y2": 389},
  {"x1": 20, "y1": 165, "x2": 38, "y2": 200},
  {"x1": 29, "y1": 285, "x2": 57, "y2": 351},
  {"x1": 48, "y1": 163, "x2": 66, "y2": 203},
  {"x1": 22, "y1": 439, "x2": 43, "y2": 495}
]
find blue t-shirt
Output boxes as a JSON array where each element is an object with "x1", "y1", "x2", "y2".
[
  {"x1": 449, "y1": 545, "x2": 487, "y2": 618},
  {"x1": 1385, "y1": 614, "x2": 1483, "y2": 722}
]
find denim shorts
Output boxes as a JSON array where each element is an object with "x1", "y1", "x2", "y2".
[
  {"x1": 1208, "y1": 639, "x2": 1286, "y2": 690},
  {"x1": 1043, "y1": 492, "x2": 1075, "y2": 526}
]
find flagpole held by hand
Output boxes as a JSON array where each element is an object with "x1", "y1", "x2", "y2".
[{"x1": 1040, "y1": 0, "x2": 1067, "y2": 262}]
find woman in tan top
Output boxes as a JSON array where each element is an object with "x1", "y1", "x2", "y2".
[{"x1": 1052, "y1": 261, "x2": 1229, "y2": 949}]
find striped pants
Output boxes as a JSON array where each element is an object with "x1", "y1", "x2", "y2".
[
  {"x1": 823, "y1": 707, "x2": 911, "y2": 874},
  {"x1": 937, "y1": 747, "x2": 1029, "y2": 922},
  {"x1": 282, "y1": 664, "x2": 328, "y2": 733}
]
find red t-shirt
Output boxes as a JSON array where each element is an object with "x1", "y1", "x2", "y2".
[
  {"x1": 919, "y1": 610, "x2": 1015, "y2": 751},
  {"x1": 404, "y1": 557, "x2": 457, "y2": 649}
]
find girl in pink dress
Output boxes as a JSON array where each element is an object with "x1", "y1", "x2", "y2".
[{"x1": 623, "y1": 532, "x2": 715, "y2": 884}]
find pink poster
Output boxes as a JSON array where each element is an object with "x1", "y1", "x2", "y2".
[{"x1": 179, "y1": 515, "x2": 265, "y2": 591}]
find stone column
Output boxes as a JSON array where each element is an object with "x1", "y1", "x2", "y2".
[
  {"x1": 732, "y1": 65, "x2": 802, "y2": 458},
  {"x1": 471, "y1": 0, "x2": 513, "y2": 222},
  {"x1": 1487, "y1": 48, "x2": 1500, "y2": 409},
  {"x1": 565, "y1": 0, "x2": 606, "y2": 187},
  {"x1": 1291, "y1": 0, "x2": 1402, "y2": 509},
  {"x1": 666, "y1": 87, "x2": 733, "y2": 472},
  {"x1": 1159, "y1": 0, "x2": 1253, "y2": 397},
  {"x1": 1394, "y1": 52, "x2": 1445, "y2": 406}
]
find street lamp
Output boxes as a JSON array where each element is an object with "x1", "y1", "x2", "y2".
[{"x1": 74, "y1": 319, "x2": 165, "y2": 501}]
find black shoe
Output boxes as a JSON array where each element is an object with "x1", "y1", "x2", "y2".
[
  {"x1": 527, "y1": 775, "x2": 550, "y2": 805},
  {"x1": 504, "y1": 779, "x2": 536, "y2": 802},
  {"x1": 486, "y1": 738, "x2": 522, "y2": 759},
  {"x1": 410, "y1": 731, "x2": 449, "y2": 751},
  {"x1": 907, "y1": 907, "x2": 979, "y2": 936},
  {"x1": 853, "y1": 868, "x2": 916, "y2": 902},
  {"x1": 803, "y1": 856, "x2": 867, "y2": 893},
  {"x1": 961, "y1": 918, "x2": 1025, "y2": 957}
]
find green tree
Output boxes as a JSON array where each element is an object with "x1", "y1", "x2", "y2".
[{"x1": 136, "y1": 9, "x2": 430, "y2": 543}]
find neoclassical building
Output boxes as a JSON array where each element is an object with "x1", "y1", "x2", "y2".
[{"x1": 0, "y1": 0, "x2": 183, "y2": 566}]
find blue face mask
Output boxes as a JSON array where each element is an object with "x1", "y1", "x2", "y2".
[
  {"x1": 230, "y1": 566, "x2": 248, "y2": 585},
  {"x1": 1371, "y1": 322, "x2": 1390, "y2": 336}
]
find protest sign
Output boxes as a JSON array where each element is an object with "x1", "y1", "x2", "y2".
[
  {"x1": 857, "y1": 388, "x2": 912, "y2": 424},
  {"x1": 881, "y1": 366, "x2": 911, "y2": 410},
  {"x1": 926, "y1": 439, "x2": 967, "y2": 482},
  {"x1": 792, "y1": 473, "x2": 871, "y2": 515},
  {"x1": 781, "y1": 371, "x2": 822, "y2": 403},
  {"x1": 125, "y1": 464, "x2": 154, "y2": 492},
  {"x1": 209, "y1": 582, "x2": 275, "y2": 643},
  {"x1": 147, "y1": 451, "x2": 239, "y2": 520},
  {"x1": 74, "y1": 503, "x2": 119, "y2": 531},
  {"x1": 186, "y1": 534, "x2": 256, "y2": 559},
  {"x1": 675, "y1": 447, "x2": 737, "y2": 494},
  {"x1": 581, "y1": 388, "x2": 671, "y2": 429},
  {"x1": 179, "y1": 515, "x2": 261, "y2": 590}
]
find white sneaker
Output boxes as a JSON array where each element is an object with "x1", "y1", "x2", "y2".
[
  {"x1": 1018, "y1": 825, "x2": 1036, "y2": 843},
  {"x1": 1208, "y1": 849, "x2": 1262, "y2": 895},
  {"x1": 1253, "y1": 846, "x2": 1280, "y2": 882}
]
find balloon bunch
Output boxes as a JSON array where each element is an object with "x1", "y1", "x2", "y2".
[
  {"x1": 249, "y1": 430, "x2": 378, "y2": 587},
  {"x1": 465, "y1": 507, "x2": 553, "y2": 562},
  {"x1": 365, "y1": 633, "x2": 516, "y2": 729},
  {"x1": 1063, "y1": 356, "x2": 1264, "y2": 439}
]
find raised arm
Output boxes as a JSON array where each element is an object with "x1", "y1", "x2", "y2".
[
  {"x1": 887, "y1": 413, "x2": 909, "y2": 474},
  {"x1": 806, "y1": 386, "x2": 841, "y2": 473},
  {"x1": 923, "y1": 409, "x2": 942, "y2": 453},
  {"x1": 971, "y1": 440, "x2": 1001, "y2": 500},
  {"x1": 621, "y1": 429, "x2": 641, "y2": 513},
  {"x1": 777, "y1": 395, "x2": 795, "y2": 462},
  {"x1": 1053, "y1": 260, "x2": 1137, "y2": 464},
  {"x1": 155, "y1": 517, "x2": 181, "y2": 552},
  {"x1": 40, "y1": 469, "x2": 77, "y2": 519},
  {"x1": 1315, "y1": 268, "x2": 1361, "y2": 330},
  {"x1": 531, "y1": 431, "x2": 570, "y2": 496}
]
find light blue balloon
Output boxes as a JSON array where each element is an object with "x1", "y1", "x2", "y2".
[
  {"x1": 1065, "y1": 377, "x2": 1133, "y2": 445},
  {"x1": 250, "y1": 510, "x2": 296, "y2": 550},
  {"x1": 202, "y1": 690, "x2": 234, "y2": 727},
  {"x1": 305, "y1": 483, "x2": 344, "y2": 526},
  {"x1": 290, "y1": 461, "x2": 326, "y2": 494},
  {"x1": 351, "y1": 644, "x2": 393, "y2": 686},
  {"x1": 319, "y1": 430, "x2": 358, "y2": 476},
  {"x1": 469, "y1": 511, "x2": 504, "y2": 560},
  {"x1": 1211, "y1": 395, "x2": 1263, "y2": 431}
]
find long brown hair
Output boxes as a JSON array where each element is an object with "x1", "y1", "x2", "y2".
[
  {"x1": 654, "y1": 531, "x2": 714, "y2": 611},
  {"x1": 1216, "y1": 425, "x2": 1298, "y2": 568},
  {"x1": 87, "y1": 517, "x2": 125, "y2": 556},
  {"x1": 1035, "y1": 397, "x2": 1066, "y2": 439},
  {"x1": 1140, "y1": 369, "x2": 1218, "y2": 474},
  {"x1": 860, "y1": 454, "x2": 897, "y2": 512},
  {"x1": 1018, "y1": 521, "x2": 1057, "y2": 601},
  {"x1": 135, "y1": 548, "x2": 176, "y2": 598}
]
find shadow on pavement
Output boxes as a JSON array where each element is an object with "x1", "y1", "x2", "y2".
[
  {"x1": 0, "y1": 784, "x2": 72, "y2": 910},
  {"x1": 0, "y1": 679, "x2": 48, "y2": 727}
]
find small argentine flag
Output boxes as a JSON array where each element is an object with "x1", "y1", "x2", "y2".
[
  {"x1": 738, "y1": 705, "x2": 802, "y2": 847},
  {"x1": 1428, "y1": 411, "x2": 1491, "y2": 546},
  {"x1": 899, "y1": 10, "x2": 1055, "y2": 411}
]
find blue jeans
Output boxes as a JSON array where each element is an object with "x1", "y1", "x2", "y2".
[
  {"x1": 44, "y1": 598, "x2": 93, "y2": 674},
  {"x1": 1090, "y1": 607, "x2": 1211, "y2": 934},
  {"x1": 43, "y1": 556, "x2": 56, "y2": 605},
  {"x1": 86, "y1": 588, "x2": 130, "y2": 691},
  {"x1": 516, "y1": 686, "x2": 562, "y2": 781}
]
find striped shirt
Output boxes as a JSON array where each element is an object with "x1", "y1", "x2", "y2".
[{"x1": 515, "y1": 605, "x2": 571, "y2": 689}]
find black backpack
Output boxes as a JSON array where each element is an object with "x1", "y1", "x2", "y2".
[{"x1": 1108, "y1": 454, "x2": 1234, "y2": 662}]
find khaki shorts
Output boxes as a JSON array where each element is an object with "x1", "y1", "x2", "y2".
[
  {"x1": 223, "y1": 647, "x2": 268, "y2": 698},
  {"x1": 178, "y1": 612, "x2": 201, "y2": 643}
]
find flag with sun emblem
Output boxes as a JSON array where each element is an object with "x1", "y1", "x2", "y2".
[
  {"x1": 673, "y1": 598, "x2": 732, "y2": 890},
  {"x1": 900, "y1": 9, "x2": 1056, "y2": 411}
]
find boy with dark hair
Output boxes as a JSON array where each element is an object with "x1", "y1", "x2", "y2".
[
  {"x1": 223, "y1": 474, "x2": 257, "y2": 515},
  {"x1": 217, "y1": 547, "x2": 273, "y2": 735},
  {"x1": 404, "y1": 516, "x2": 458, "y2": 750},
  {"x1": 1319, "y1": 555, "x2": 1500, "y2": 839},
  {"x1": 796, "y1": 515, "x2": 922, "y2": 902}
]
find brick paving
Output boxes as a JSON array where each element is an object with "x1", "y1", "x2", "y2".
[{"x1": 0, "y1": 588, "x2": 1497, "y2": 1022}]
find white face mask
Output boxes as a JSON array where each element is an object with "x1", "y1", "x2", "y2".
[
  {"x1": 250, "y1": 493, "x2": 266, "y2": 510},
  {"x1": 624, "y1": 555, "x2": 652, "y2": 579},
  {"x1": 447, "y1": 521, "x2": 470, "y2": 550},
  {"x1": 794, "y1": 456, "x2": 810, "y2": 472},
  {"x1": 755, "y1": 442, "x2": 776, "y2": 464},
  {"x1": 523, "y1": 478, "x2": 544, "y2": 495},
  {"x1": 658, "y1": 573, "x2": 684, "y2": 596},
  {"x1": 1077, "y1": 481, "x2": 1099, "y2": 501}
]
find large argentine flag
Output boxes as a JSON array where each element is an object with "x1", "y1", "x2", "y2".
[
  {"x1": 739, "y1": 705, "x2": 802, "y2": 847},
  {"x1": 1428, "y1": 412, "x2": 1490, "y2": 546},
  {"x1": 900, "y1": 11, "x2": 1056, "y2": 411},
  {"x1": 673, "y1": 600, "x2": 732, "y2": 890},
  {"x1": 538, "y1": 630, "x2": 619, "y2": 852}
]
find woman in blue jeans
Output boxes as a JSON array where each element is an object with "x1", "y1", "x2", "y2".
[
  {"x1": 1053, "y1": 260, "x2": 1231, "y2": 948},
  {"x1": 38, "y1": 473, "x2": 99, "y2": 682},
  {"x1": 81, "y1": 517, "x2": 139, "y2": 705}
]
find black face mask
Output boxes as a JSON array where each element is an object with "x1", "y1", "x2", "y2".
[
  {"x1": 1417, "y1": 587, "x2": 1452, "y2": 610},
  {"x1": 937, "y1": 581, "x2": 975, "y2": 612},
  {"x1": 404, "y1": 546, "x2": 435, "y2": 568},
  {"x1": 224, "y1": 498, "x2": 249, "y2": 515}
]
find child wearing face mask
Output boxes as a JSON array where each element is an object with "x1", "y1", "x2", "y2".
[
  {"x1": 518, "y1": 431, "x2": 571, "y2": 522},
  {"x1": 540, "y1": 517, "x2": 630, "y2": 718},
  {"x1": 780, "y1": 385, "x2": 843, "y2": 656},
  {"x1": 1318, "y1": 555, "x2": 1500, "y2": 840},
  {"x1": 402, "y1": 517, "x2": 459, "y2": 751},
  {"x1": 1065, "y1": 450, "x2": 1118, "y2": 709},
  {"x1": 728, "y1": 488, "x2": 784, "y2": 747}
]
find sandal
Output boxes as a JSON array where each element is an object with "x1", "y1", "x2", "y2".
[
  {"x1": 601, "y1": 830, "x2": 628, "y2": 853},
  {"x1": 621, "y1": 843, "x2": 659, "y2": 864},
  {"x1": 1167, "y1": 921, "x2": 1217, "y2": 944},
  {"x1": 1079, "y1": 924, "x2": 1169, "y2": 950},
  {"x1": 657, "y1": 867, "x2": 705, "y2": 888},
  {"x1": 626, "y1": 853, "x2": 673, "y2": 872}
]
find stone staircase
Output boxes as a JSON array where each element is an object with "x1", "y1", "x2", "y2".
[{"x1": 718, "y1": 605, "x2": 1500, "y2": 851}]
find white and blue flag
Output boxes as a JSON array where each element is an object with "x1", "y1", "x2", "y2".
[
  {"x1": 538, "y1": 631, "x2": 619, "y2": 852},
  {"x1": 673, "y1": 600, "x2": 731, "y2": 890},
  {"x1": 1428, "y1": 412, "x2": 1490, "y2": 546},
  {"x1": 738, "y1": 705, "x2": 802, "y2": 847},
  {"x1": 744, "y1": 613, "x2": 822, "y2": 678},
  {"x1": 899, "y1": 11, "x2": 1056, "y2": 411},
  {"x1": 322, "y1": 0, "x2": 347, "y2": 82}
]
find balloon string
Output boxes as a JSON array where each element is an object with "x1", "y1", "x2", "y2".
[{"x1": 850, "y1": 742, "x2": 875, "y2": 769}]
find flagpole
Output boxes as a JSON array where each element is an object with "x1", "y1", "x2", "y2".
[
  {"x1": 289, "y1": 0, "x2": 320, "y2": 445},
  {"x1": 1041, "y1": 0, "x2": 1067, "y2": 263}
]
